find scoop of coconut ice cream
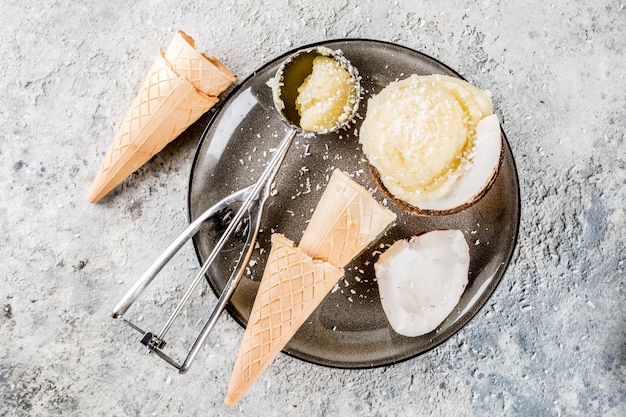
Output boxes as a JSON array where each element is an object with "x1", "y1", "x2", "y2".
[
  {"x1": 359, "y1": 74, "x2": 501, "y2": 214},
  {"x1": 375, "y1": 230, "x2": 470, "y2": 337},
  {"x1": 295, "y1": 55, "x2": 358, "y2": 132}
]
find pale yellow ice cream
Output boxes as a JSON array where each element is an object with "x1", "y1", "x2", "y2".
[
  {"x1": 296, "y1": 55, "x2": 357, "y2": 132},
  {"x1": 359, "y1": 74, "x2": 493, "y2": 205}
]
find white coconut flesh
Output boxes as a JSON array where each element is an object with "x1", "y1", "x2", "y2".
[
  {"x1": 418, "y1": 114, "x2": 502, "y2": 210},
  {"x1": 375, "y1": 230, "x2": 470, "y2": 337}
]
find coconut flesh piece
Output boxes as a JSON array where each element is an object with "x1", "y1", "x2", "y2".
[{"x1": 375, "y1": 230, "x2": 470, "y2": 337}]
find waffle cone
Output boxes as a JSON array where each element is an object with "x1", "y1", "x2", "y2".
[
  {"x1": 87, "y1": 53, "x2": 218, "y2": 203},
  {"x1": 225, "y1": 234, "x2": 343, "y2": 407},
  {"x1": 299, "y1": 169, "x2": 397, "y2": 268},
  {"x1": 164, "y1": 30, "x2": 236, "y2": 97}
]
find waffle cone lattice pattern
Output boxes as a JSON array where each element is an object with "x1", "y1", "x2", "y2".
[
  {"x1": 299, "y1": 169, "x2": 397, "y2": 267},
  {"x1": 226, "y1": 171, "x2": 396, "y2": 406},
  {"x1": 164, "y1": 30, "x2": 236, "y2": 97},
  {"x1": 101, "y1": 56, "x2": 214, "y2": 177},
  {"x1": 87, "y1": 30, "x2": 234, "y2": 203},
  {"x1": 225, "y1": 234, "x2": 342, "y2": 406}
]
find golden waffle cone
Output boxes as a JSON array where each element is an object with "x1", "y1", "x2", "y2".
[
  {"x1": 225, "y1": 234, "x2": 343, "y2": 407},
  {"x1": 164, "y1": 30, "x2": 236, "y2": 97},
  {"x1": 87, "y1": 53, "x2": 218, "y2": 203},
  {"x1": 299, "y1": 169, "x2": 397, "y2": 268}
]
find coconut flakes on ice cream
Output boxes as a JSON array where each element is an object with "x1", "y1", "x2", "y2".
[
  {"x1": 267, "y1": 46, "x2": 360, "y2": 134},
  {"x1": 359, "y1": 74, "x2": 502, "y2": 215},
  {"x1": 375, "y1": 230, "x2": 470, "y2": 337},
  {"x1": 295, "y1": 55, "x2": 358, "y2": 132}
]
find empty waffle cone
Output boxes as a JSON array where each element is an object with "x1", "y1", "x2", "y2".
[
  {"x1": 299, "y1": 169, "x2": 397, "y2": 268},
  {"x1": 225, "y1": 234, "x2": 343, "y2": 407},
  {"x1": 164, "y1": 30, "x2": 236, "y2": 97},
  {"x1": 87, "y1": 53, "x2": 218, "y2": 203}
]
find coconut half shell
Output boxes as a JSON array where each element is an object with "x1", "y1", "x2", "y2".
[{"x1": 369, "y1": 114, "x2": 503, "y2": 216}]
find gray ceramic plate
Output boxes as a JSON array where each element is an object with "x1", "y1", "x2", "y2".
[{"x1": 188, "y1": 39, "x2": 519, "y2": 368}]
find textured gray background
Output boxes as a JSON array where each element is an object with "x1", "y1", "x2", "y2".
[{"x1": 1, "y1": 1, "x2": 625, "y2": 416}]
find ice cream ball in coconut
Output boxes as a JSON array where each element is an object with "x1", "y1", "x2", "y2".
[
  {"x1": 359, "y1": 74, "x2": 502, "y2": 215},
  {"x1": 375, "y1": 230, "x2": 470, "y2": 337}
]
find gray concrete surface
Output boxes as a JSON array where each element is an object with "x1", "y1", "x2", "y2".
[{"x1": 1, "y1": 1, "x2": 625, "y2": 416}]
